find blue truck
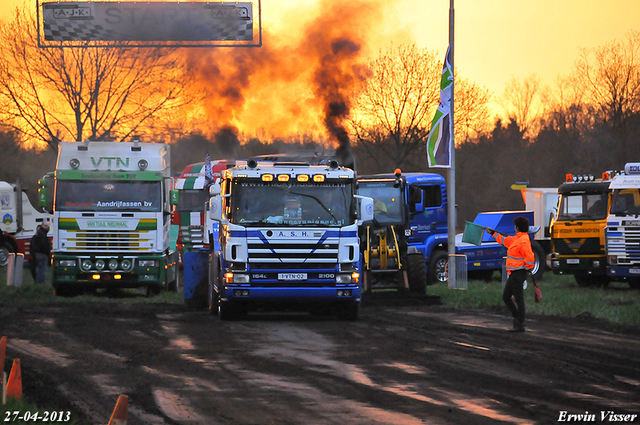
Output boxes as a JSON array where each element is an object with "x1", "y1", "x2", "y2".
[
  {"x1": 357, "y1": 170, "x2": 546, "y2": 289},
  {"x1": 207, "y1": 158, "x2": 374, "y2": 320}
]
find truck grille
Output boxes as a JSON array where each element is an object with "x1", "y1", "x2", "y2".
[
  {"x1": 180, "y1": 225, "x2": 205, "y2": 244},
  {"x1": 609, "y1": 227, "x2": 640, "y2": 263},
  {"x1": 247, "y1": 241, "x2": 339, "y2": 271},
  {"x1": 554, "y1": 237, "x2": 602, "y2": 255},
  {"x1": 61, "y1": 230, "x2": 155, "y2": 252}
]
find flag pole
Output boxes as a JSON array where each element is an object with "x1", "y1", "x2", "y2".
[{"x1": 447, "y1": 0, "x2": 456, "y2": 287}]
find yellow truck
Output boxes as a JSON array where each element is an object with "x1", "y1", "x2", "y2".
[{"x1": 550, "y1": 172, "x2": 614, "y2": 287}]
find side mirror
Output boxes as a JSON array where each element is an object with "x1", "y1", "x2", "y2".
[
  {"x1": 354, "y1": 195, "x2": 374, "y2": 224},
  {"x1": 209, "y1": 196, "x2": 223, "y2": 222},
  {"x1": 209, "y1": 182, "x2": 221, "y2": 196},
  {"x1": 169, "y1": 189, "x2": 179, "y2": 206},
  {"x1": 38, "y1": 175, "x2": 53, "y2": 214}
]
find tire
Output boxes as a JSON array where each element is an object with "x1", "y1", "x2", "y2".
[
  {"x1": 428, "y1": 250, "x2": 448, "y2": 285},
  {"x1": 406, "y1": 253, "x2": 427, "y2": 294},
  {"x1": 0, "y1": 242, "x2": 14, "y2": 267},
  {"x1": 530, "y1": 241, "x2": 546, "y2": 281},
  {"x1": 146, "y1": 285, "x2": 161, "y2": 297},
  {"x1": 54, "y1": 284, "x2": 78, "y2": 297},
  {"x1": 337, "y1": 302, "x2": 359, "y2": 321},
  {"x1": 167, "y1": 268, "x2": 179, "y2": 292},
  {"x1": 218, "y1": 299, "x2": 240, "y2": 320},
  {"x1": 208, "y1": 254, "x2": 219, "y2": 316},
  {"x1": 628, "y1": 277, "x2": 640, "y2": 289}
]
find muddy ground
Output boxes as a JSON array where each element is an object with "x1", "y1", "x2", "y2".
[{"x1": 1, "y1": 294, "x2": 639, "y2": 425}]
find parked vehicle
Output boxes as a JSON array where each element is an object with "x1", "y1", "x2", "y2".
[
  {"x1": 358, "y1": 171, "x2": 546, "y2": 286},
  {"x1": 0, "y1": 180, "x2": 51, "y2": 267},
  {"x1": 550, "y1": 172, "x2": 613, "y2": 286},
  {"x1": 39, "y1": 140, "x2": 178, "y2": 296},
  {"x1": 171, "y1": 160, "x2": 232, "y2": 263},
  {"x1": 605, "y1": 162, "x2": 640, "y2": 288}
]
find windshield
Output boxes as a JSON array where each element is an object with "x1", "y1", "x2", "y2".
[
  {"x1": 56, "y1": 180, "x2": 162, "y2": 212},
  {"x1": 177, "y1": 189, "x2": 209, "y2": 212},
  {"x1": 229, "y1": 180, "x2": 353, "y2": 226},
  {"x1": 557, "y1": 192, "x2": 608, "y2": 221},
  {"x1": 357, "y1": 181, "x2": 404, "y2": 225},
  {"x1": 610, "y1": 189, "x2": 640, "y2": 216}
]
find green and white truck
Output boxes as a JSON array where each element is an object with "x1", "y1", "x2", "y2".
[{"x1": 39, "y1": 140, "x2": 178, "y2": 296}]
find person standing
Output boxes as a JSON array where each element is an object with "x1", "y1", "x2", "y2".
[
  {"x1": 30, "y1": 221, "x2": 51, "y2": 285},
  {"x1": 486, "y1": 216, "x2": 535, "y2": 332}
]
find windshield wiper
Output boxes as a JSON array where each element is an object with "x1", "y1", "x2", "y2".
[{"x1": 274, "y1": 188, "x2": 339, "y2": 223}]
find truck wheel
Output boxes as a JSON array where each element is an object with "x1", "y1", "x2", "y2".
[
  {"x1": 218, "y1": 300, "x2": 240, "y2": 320},
  {"x1": 406, "y1": 253, "x2": 427, "y2": 294},
  {"x1": 0, "y1": 242, "x2": 13, "y2": 267},
  {"x1": 428, "y1": 250, "x2": 448, "y2": 285},
  {"x1": 54, "y1": 284, "x2": 78, "y2": 297},
  {"x1": 167, "y1": 269, "x2": 179, "y2": 292},
  {"x1": 209, "y1": 253, "x2": 220, "y2": 315},
  {"x1": 337, "y1": 303, "x2": 359, "y2": 321},
  {"x1": 628, "y1": 278, "x2": 640, "y2": 289},
  {"x1": 531, "y1": 241, "x2": 546, "y2": 281},
  {"x1": 146, "y1": 285, "x2": 161, "y2": 297}
]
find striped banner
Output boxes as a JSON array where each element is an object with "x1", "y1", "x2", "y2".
[{"x1": 426, "y1": 46, "x2": 453, "y2": 168}]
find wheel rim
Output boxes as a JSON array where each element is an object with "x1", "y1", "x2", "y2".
[
  {"x1": 435, "y1": 259, "x2": 447, "y2": 282},
  {"x1": 0, "y1": 247, "x2": 10, "y2": 267}
]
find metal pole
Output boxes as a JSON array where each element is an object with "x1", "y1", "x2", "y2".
[{"x1": 447, "y1": 0, "x2": 456, "y2": 287}]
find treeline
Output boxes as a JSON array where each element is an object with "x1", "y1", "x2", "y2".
[{"x1": 456, "y1": 113, "x2": 640, "y2": 227}]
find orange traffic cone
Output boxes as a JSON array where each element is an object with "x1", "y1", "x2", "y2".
[
  {"x1": 0, "y1": 336, "x2": 6, "y2": 371},
  {"x1": 107, "y1": 395, "x2": 128, "y2": 425},
  {"x1": 6, "y1": 358, "x2": 22, "y2": 399}
]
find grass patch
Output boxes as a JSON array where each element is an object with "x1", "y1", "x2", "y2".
[{"x1": 429, "y1": 272, "x2": 640, "y2": 326}]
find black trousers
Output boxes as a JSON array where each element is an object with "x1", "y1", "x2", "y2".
[{"x1": 503, "y1": 269, "x2": 528, "y2": 324}]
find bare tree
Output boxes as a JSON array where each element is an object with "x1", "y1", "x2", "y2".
[
  {"x1": 454, "y1": 75, "x2": 492, "y2": 143},
  {"x1": 572, "y1": 31, "x2": 640, "y2": 133},
  {"x1": 350, "y1": 44, "x2": 492, "y2": 172},
  {"x1": 501, "y1": 73, "x2": 542, "y2": 137},
  {"x1": 0, "y1": 6, "x2": 195, "y2": 152}
]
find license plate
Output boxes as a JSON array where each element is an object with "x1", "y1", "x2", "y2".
[
  {"x1": 278, "y1": 273, "x2": 307, "y2": 280},
  {"x1": 567, "y1": 259, "x2": 580, "y2": 264},
  {"x1": 630, "y1": 268, "x2": 640, "y2": 274}
]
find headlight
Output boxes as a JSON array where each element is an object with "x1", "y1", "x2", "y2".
[
  {"x1": 138, "y1": 259, "x2": 159, "y2": 267},
  {"x1": 336, "y1": 274, "x2": 354, "y2": 284},
  {"x1": 233, "y1": 273, "x2": 250, "y2": 283},
  {"x1": 121, "y1": 259, "x2": 133, "y2": 271},
  {"x1": 59, "y1": 260, "x2": 76, "y2": 267},
  {"x1": 108, "y1": 259, "x2": 119, "y2": 270},
  {"x1": 95, "y1": 260, "x2": 106, "y2": 270},
  {"x1": 81, "y1": 259, "x2": 93, "y2": 271}
]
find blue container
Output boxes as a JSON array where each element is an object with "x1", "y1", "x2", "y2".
[{"x1": 183, "y1": 250, "x2": 209, "y2": 305}]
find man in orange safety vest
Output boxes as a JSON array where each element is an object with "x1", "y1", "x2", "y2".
[{"x1": 486, "y1": 216, "x2": 535, "y2": 332}]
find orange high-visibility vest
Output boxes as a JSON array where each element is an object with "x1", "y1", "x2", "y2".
[{"x1": 493, "y1": 232, "x2": 535, "y2": 275}]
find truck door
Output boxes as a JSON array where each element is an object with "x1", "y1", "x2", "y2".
[{"x1": 407, "y1": 184, "x2": 447, "y2": 244}]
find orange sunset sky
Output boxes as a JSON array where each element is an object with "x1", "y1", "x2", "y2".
[{"x1": 1, "y1": 0, "x2": 639, "y2": 119}]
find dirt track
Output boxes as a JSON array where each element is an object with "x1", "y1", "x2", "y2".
[{"x1": 2, "y1": 295, "x2": 640, "y2": 425}]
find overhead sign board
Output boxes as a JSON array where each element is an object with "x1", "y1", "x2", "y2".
[{"x1": 42, "y1": 2, "x2": 255, "y2": 42}]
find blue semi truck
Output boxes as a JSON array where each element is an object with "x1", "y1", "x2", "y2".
[
  {"x1": 207, "y1": 158, "x2": 374, "y2": 320},
  {"x1": 357, "y1": 170, "x2": 545, "y2": 290}
]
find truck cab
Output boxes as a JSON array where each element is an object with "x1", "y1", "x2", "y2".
[
  {"x1": 605, "y1": 162, "x2": 640, "y2": 288},
  {"x1": 550, "y1": 173, "x2": 612, "y2": 286},
  {"x1": 208, "y1": 159, "x2": 373, "y2": 320}
]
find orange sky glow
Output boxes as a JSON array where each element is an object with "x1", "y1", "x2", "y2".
[{"x1": 1, "y1": 0, "x2": 639, "y2": 143}]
